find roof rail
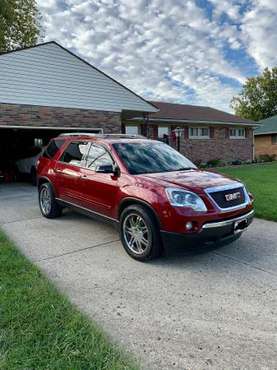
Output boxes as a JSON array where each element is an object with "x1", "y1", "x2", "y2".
[
  {"x1": 59, "y1": 132, "x2": 97, "y2": 137},
  {"x1": 58, "y1": 133, "x2": 146, "y2": 139}
]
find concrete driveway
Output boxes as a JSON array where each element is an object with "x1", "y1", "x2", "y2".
[{"x1": 1, "y1": 183, "x2": 277, "y2": 370}]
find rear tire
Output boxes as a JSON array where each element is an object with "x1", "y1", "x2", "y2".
[
  {"x1": 39, "y1": 182, "x2": 62, "y2": 218},
  {"x1": 120, "y1": 205, "x2": 162, "y2": 261}
]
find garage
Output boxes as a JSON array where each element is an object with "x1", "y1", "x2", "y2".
[
  {"x1": 0, "y1": 41, "x2": 157, "y2": 184},
  {"x1": 0, "y1": 126, "x2": 103, "y2": 184}
]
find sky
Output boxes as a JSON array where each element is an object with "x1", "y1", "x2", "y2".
[{"x1": 37, "y1": 0, "x2": 277, "y2": 112}]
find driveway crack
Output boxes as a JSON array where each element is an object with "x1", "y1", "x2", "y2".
[
  {"x1": 213, "y1": 251, "x2": 277, "y2": 278},
  {"x1": 35, "y1": 239, "x2": 120, "y2": 262}
]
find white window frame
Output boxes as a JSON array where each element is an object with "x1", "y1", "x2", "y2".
[
  {"x1": 125, "y1": 125, "x2": 139, "y2": 135},
  {"x1": 189, "y1": 127, "x2": 210, "y2": 139},
  {"x1": 230, "y1": 128, "x2": 246, "y2": 139},
  {"x1": 158, "y1": 126, "x2": 169, "y2": 138}
]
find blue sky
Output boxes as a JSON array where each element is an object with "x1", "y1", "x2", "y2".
[{"x1": 38, "y1": 0, "x2": 277, "y2": 112}]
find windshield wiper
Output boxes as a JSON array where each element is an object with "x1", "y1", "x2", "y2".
[{"x1": 175, "y1": 167, "x2": 194, "y2": 171}]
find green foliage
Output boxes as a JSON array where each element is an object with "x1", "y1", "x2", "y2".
[
  {"x1": 217, "y1": 162, "x2": 277, "y2": 222},
  {"x1": 0, "y1": 0, "x2": 40, "y2": 52},
  {"x1": 0, "y1": 231, "x2": 138, "y2": 369},
  {"x1": 231, "y1": 67, "x2": 277, "y2": 121},
  {"x1": 258, "y1": 154, "x2": 276, "y2": 162}
]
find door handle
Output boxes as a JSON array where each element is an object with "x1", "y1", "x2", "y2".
[
  {"x1": 54, "y1": 168, "x2": 63, "y2": 174},
  {"x1": 80, "y1": 174, "x2": 87, "y2": 179}
]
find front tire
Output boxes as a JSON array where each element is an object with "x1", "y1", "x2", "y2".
[
  {"x1": 120, "y1": 205, "x2": 162, "y2": 261},
  {"x1": 39, "y1": 183, "x2": 62, "y2": 218}
]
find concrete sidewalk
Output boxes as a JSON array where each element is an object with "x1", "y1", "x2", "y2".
[{"x1": 1, "y1": 183, "x2": 277, "y2": 370}]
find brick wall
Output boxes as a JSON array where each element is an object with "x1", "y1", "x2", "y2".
[
  {"x1": 0, "y1": 103, "x2": 121, "y2": 133},
  {"x1": 255, "y1": 135, "x2": 277, "y2": 157},
  {"x1": 147, "y1": 124, "x2": 254, "y2": 164}
]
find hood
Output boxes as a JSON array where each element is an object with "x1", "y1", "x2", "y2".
[{"x1": 138, "y1": 169, "x2": 240, "y2": 192}]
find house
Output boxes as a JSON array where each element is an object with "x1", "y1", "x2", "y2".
[
  {"x1": 254, "y1": 115, "x2": 277, "y2": 158},
  {"x1": 0, "y1": 41, "x2": 157, "y2": 171},
  {"x1": 125, "y1": 101, "x2": 257, "y2": 164}
]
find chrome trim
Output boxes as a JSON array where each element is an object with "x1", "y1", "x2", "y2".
[
  {"x1": 202, "y1": 210, "x2": 254, "y2": 229},
  {"x1": 205, "y1": 183, "x2": 251, "y2": 212},
  {"x1": 56, "y1": 198, "x2": 119, "y2": 223}
]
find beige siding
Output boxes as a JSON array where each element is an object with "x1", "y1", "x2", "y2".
[{"x1": 255, "y1": 135, "x2": 277, "y2": 157}]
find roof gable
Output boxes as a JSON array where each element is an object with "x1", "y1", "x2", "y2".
[
  {"x1": 148, "y1": 101, "x2": 256, "y2": 126},
  {"x1": 0, "y1": 42, "x2": 157, "y2": 113}
]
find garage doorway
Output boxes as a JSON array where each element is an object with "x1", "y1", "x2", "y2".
[{"x1": 0, "y1": 126, "x2": 103, "y2": 184}]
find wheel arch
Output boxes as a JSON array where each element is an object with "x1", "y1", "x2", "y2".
[{"x1": 118, "y1": 197, "x2": 161, "y2": 229}]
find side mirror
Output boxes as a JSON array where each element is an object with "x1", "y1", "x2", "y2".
[
  {"x1": 95, "y1": 164, "x2": 114, "y2": 173},
  {"x1": 95, "y1": 164, "x2": 120, "y2": 176}
]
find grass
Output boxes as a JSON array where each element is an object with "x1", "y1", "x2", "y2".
[
  {"x1": 216, "y1": 162, "x2": 277, "y2": 222},
  {"x1": 0, "y1": 231, "x2": 138, "y2": 370}
]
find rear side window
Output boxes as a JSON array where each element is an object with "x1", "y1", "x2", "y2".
[
  {"x1": 43, "y1": 139, "x2": 65, "y2": 159},
  {"x1": 60, "y1": 141, "x2": 89, "y2": 167}
]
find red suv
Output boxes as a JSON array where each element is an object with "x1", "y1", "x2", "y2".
[{"x1": 37, "y1": 134, "x2": 254, "y2": 261}]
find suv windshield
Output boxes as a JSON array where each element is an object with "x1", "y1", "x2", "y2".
[{"x1": 113, "y1": 141, "x2": 196, "y2": 175}]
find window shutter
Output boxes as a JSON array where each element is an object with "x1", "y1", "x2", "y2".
[
  {"x1": 225, "y1": 128, "x2": 230, "y2": 139},
  {"x1": 210, "y1": 127, "x2": 214, "y2": 138},
  {"x1": 184, "y1": 127, "x2": 189, "y2": 139},
  {"x1": 153, "y1": 126, "x2": 158, "y2": 139},
  {"x1": 245, "y1": 128, "x2": 249, "y2": 138}
]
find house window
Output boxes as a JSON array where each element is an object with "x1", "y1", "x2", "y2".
[
  {"x1": 272, "y1": 135, "x2": 277, "y2": 144},
  {"x1": 158, "y1": 126, "x2": 169, "y2": 138},
  {"x1": 230, "y1": 128, "x2": 245, "y2": 139},
  {"x1": 125, "y1": 125, "x2": 138, "y2": 135},
  {"x1": 189, "y1": 127, "x2": 210, "y2": 139}
]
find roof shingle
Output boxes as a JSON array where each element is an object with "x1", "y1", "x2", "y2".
[
  {"x1": 255, "y1": 115, "x2": 277, "y2": 135},
  {"x1": 149, "y1": 101, "x2": 256, "y2": 125}
]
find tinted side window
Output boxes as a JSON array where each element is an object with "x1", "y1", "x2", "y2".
[
  {"x1": 60, "y1": 142, "x2": 89, "y2": 167},
  {"x1": 43, "y1": 139, "x2": 65, "y2": 159},
  {"x1": 85, "y1": 144, "x2": 114, "y2": 171}
]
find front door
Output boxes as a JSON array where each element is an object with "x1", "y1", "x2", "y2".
[{"x1": 78, "y1": 143, "x2": 119, "y2": 218}]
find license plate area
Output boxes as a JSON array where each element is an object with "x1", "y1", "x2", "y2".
[{"x1": 234, "y1": 219, "x2": 248, "y2": 234}]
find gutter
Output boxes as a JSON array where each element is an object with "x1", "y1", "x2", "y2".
[{"x1": 129, "y1": 117, "x2": 259, "y2": 127}]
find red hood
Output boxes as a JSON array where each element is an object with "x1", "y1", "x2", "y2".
[{"x1": 138, "y1": 169, "x2": 241, "y2": 192}]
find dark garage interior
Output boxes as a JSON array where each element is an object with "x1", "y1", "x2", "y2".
[{"x1": 0, "y1": 127, "x2": 102, "y2": 184}]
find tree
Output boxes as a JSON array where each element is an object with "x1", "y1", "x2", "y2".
[
  {"x1": 0, "y1": 0, "x2": 40, "y2": 52},
  {"x1": 231, "y1": 67, "x2": 277, "y2": 121}
]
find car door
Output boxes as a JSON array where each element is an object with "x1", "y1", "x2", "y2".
[
  {"x1": 54, "y1": 141, "x2": 90, "y2": 204},
  {"x1": 78, "y1": 143, "x2": 119, "y2": 218}
]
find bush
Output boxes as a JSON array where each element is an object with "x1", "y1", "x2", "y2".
[
  {"x1": 258, "y1": 154, "x2": 276, "y2": 162},
  {"x1": 206, "y1": 159, "x2": 222, "y2": 167}
]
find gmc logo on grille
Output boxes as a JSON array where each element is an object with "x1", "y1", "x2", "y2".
[{"x1": 225, "y1": 191, "x2": 241, "y2": 201}]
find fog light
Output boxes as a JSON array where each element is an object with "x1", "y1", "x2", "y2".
[{"x1": 185, "y1": 221, "x2": 193, "y2": 231}]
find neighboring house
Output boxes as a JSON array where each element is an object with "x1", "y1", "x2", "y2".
[
  {"x1": 254, "y1": 115, "x2": 277, "y2": 158},
  {"x1": 125, "y1": 101, "x2": 257, "y2": 164},
  {"x1": 0, "y1": 41, "x2": 157, "y2": 170}
]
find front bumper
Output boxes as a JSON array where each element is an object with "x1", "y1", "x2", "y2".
[{"x1": 161, "y1": 210, "x2": 254, "y2": 249}]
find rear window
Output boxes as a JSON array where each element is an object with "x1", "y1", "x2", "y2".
[{"x1": 43, "y1": 139, "x2": 65, "y2": 159}]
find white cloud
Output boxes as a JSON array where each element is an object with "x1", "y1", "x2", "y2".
[
  {"x1": 37, "y1": 0, "x2": 277, "y2": 112},
  {"x1": 241, "y1": 0, "x2": 277, "y2": 69}
]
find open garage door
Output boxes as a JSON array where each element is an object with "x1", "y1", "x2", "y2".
[{"x1": 0, "y1": 126, "x2": 103, "y2": 184}]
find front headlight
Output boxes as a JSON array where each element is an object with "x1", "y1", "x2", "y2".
[{"x1": 166, "y1": 187, "x2": 207, "y2": 212}]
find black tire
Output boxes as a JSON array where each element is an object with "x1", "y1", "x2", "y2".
[
  {"x1": 119, "y1": 204, "x2": 162, "y2": 261},
  {"x1": 38, "y1": 182, "x2": 62, "y2": 218}
]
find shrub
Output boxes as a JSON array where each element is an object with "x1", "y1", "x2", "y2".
[{"x1": 258, "y1": 154, "x2": 276, "y2": 162}]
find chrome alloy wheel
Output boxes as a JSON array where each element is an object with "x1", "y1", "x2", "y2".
[
  {"x1": 123, "y1": 213, "x2": 151, "y2": 255},
  {"x1": 40, "y1": 187, "x2": 51, "y2": 215}
]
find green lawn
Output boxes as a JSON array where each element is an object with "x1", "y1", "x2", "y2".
[
  {"x1": 0, "y1": 231, "x2": 138, "y2": 370},
  {"x1": 216, "y1": 162, "x2": 277, "y2": 222}
]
